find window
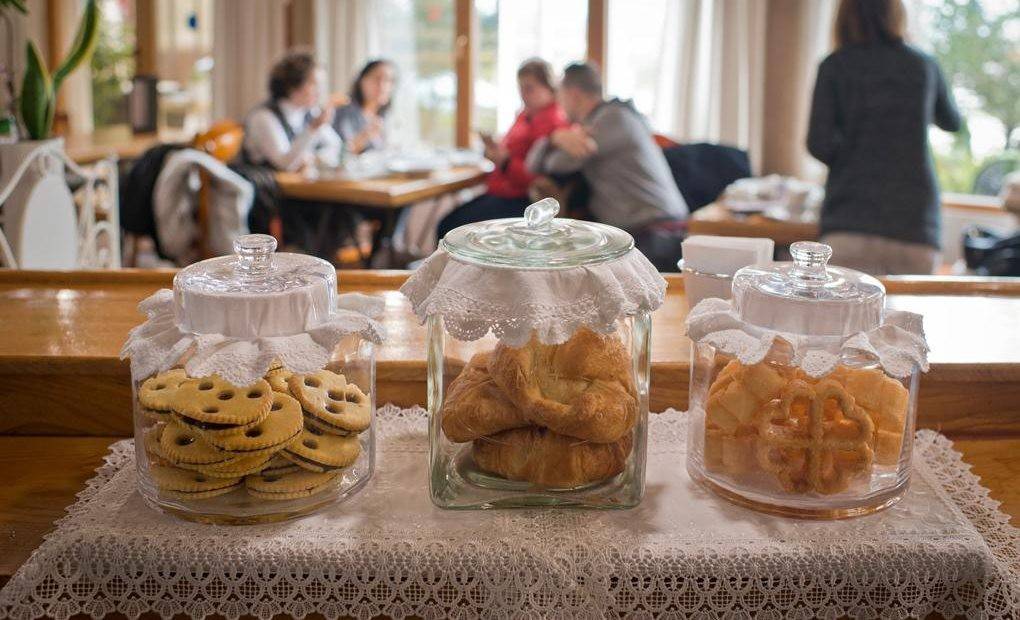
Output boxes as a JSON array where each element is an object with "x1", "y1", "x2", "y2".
[
  {"x1": 90, "y1": 0, "x2": 136, "y2": 130},
  {"x1": 368, "y1": 0, "x2": 456, "y2": 148},
  {"x1": 915, "y1": 0, "x2": 1019, "y2": 196},
  {"x1": 474, "y1": 0, "x2": 587, "y2": 135},
  {"x1": 154, "y1": 0, "x2": 214, "y2": 133}
]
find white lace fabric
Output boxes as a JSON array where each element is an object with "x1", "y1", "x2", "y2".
[
  {"x1": 686, "y1": 297, "x2": 931, "y2": 378},
  {"x1": 120, "y1": 290, "x2": 386, "y2": 386},
  {"x1": 399, "y1": 249, "x2": 667, "y2": 346},
  {"x1": 1, "y1": 407, "x2": 1016, "y2": 620}
]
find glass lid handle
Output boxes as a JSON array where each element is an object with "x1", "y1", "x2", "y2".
[
  {"x1": 789, "y1": 240, "x2": 832, "y2": 285},
  {"x1": 234, "y1": 234, "x2": 276, "y2": 278},
  {"x1": 523, "y1": 197, "x2": 559, "y2": 231}
]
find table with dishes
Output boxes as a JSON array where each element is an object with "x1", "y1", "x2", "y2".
[{"x1": 0, "y1": 207, "x2": 1018, "y2": 617}]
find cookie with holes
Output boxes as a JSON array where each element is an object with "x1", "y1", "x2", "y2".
[
  {"x1": 160, "y1": 421, "x2": 232, "y2": 466},
  {"x1": 245, "y1": 469, "x2": 339, "y2": 500},
  {"x1": 143, "y1": 422, "x2": 171, "y2": 465},
  {"x1": 149, "y1": 463, "x2": 243, "y2": 500},
  {"x1": 288, "y1": 370, "x2": 372, "y2": 433},
  {"x1": 261, "y1": 454, "x2": 302, "y2": 476},
  {"x1": 266, "y1": 368, "x2": 294, "y2": 394},
  {"x1": 204, "y1": 391, "x2": 304, "y2": 456},
  {"x1": 171, "y1": 375, "x2": 273, "y2": 425},
  {"x1": 138, "y1": 369, "x2": 190, "y2": 414},
  {"x1": 183, "y1": 451, "x2": 275, "y2": 479},
  {"x1": 283, "y1": 426, "x2": 362, "y2": 472}
]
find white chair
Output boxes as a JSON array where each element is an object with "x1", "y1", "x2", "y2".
[{"x1": 0, "y1": 139, "x2": 120, "y2": 269}]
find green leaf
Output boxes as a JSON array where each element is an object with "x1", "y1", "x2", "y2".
[
  {"x1": 18, "y1": 41, "x2": 53, "y2": 140},
  {"x1": 52, "y1": 0, "x2": 100, "y2": 90},
  {"x1": 0, "y1": 0, "x2": 28, "y2": 15}
]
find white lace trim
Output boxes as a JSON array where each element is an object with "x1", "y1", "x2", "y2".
[
  {"x1": 399, "y1": 249, "x2": 667, "y2": 346},
  {"x1": 686, "y1": 297, "x2": 931, "y2": 378},
  {"x1": 120, "y1": 289, "x2": 386, "y2": 386},
  {"x1": 1, "y1": 406, "x2": 1016, "y2": 620}
]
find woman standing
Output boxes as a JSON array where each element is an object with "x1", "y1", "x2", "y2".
[
  {"x1": 334, "y1": 59, "x2": 396, "y2": 155},
  {"x1": 437, "y1": 58, "x2": 568, "y2": 238},
  {"x1": 807, "y1": 0, "x2": 961, "y2": 274}
]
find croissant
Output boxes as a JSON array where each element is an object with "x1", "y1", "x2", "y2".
[
  {"x1": 487, "y1": 328, "x2": 637, "y2": 443},
  {"x1": 440, "y1": 352, "x2": 529, "y2": 442},
  {"x1": 472, "y1": 425, "x2": 632, "y2": 488}
]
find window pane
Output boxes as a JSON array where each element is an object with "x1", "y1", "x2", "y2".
[
  {"x1": 156, "y1": 0, "x2": 214, "y2": 133},
  {"x1": 474, "y1": 0, "x2": 587, "y2": 135},
  {"x1": 914, "y1": 0, "x2": 1019, "y2": 195},
  {"x1": 91, "y1": 0, "x2": 136, "y2": 130},
  {"x1": 606, "y1": 0, "x2": 678, "y2": 133},
  {"x1": 370, "y1": 0, "x2": 456, "y2": 148}
]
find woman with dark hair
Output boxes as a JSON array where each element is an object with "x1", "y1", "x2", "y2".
[
  {"x1": 333, "y1": 59, "x2": 396, "y2": 155},
  {"x1": 242, "y1": 50, "x2": 341, "y2": 171},
  {"x1": 240, "y1": 51, "x2": 357, "y2": 263},
  {"x1": 807, "y1": 0, "x2": 961, "y2": 275},
  {"x1": 436, "y1": 58, "x2": 568, "y2": 238}
]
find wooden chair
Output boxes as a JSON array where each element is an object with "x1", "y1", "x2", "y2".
[{"x1": 192, "y1": 121, "x2": 244, "y2": 258}]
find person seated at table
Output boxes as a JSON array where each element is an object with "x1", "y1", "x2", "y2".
[
  {"x1": 240, "y1": 51, "x2": 358, "y2": 263},
  {"x1": 333, "y1": 59, "x2": 396, "y2": 155},
  {"x1": 436, "y1": 58, "x2": 568, "y2": 239},
  {"x1": 524, "y1": 62, "x2": 689, "y2": 271},
  {"x1": 807, "y1": 0, "x2": 961, "y2": 275}
]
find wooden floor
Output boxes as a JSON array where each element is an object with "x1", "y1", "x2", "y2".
[{"x1": 1, "y1": 269, "x2": 1019, "y2": 588}]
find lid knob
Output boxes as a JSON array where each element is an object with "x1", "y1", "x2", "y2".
[
  {"x1": 789, "y1": 240, "x2": 832, "y2": 285},
  {"x1": 234, "y1": 234, "x2": 277, "y2": 278},
  {"x1": 523, "y1": 197, "x2": 559, "y2": 230}
]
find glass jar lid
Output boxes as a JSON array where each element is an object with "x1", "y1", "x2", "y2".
[
  {"x1": 731, "y1": 241, "x2": 885, "y2": 337},
  {"x1": 441, "y1": 198, "x2": 634, "y2": 268},
  {"x1": 173, "y1": 234, "x2": 336, "y2": 337}
]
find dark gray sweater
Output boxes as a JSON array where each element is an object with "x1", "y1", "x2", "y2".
[{"x1": 807, "y1": 43, "x2": 961, "y2": 248}]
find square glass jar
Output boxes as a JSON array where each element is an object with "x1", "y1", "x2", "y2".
[
  {"x1": 124, "y1": 235, "x2": 383, "y2": 524},
  {"x1": 401, "y1": 199, "x2": 666, "y2": 510}
]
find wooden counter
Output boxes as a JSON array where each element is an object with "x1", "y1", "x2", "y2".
[{"x1": 1, "y1": 270, "x2": 1019, "y2": 584}]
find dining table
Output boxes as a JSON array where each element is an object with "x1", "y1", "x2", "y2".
[
  {"x1": 0, "y1": 268, "x2": 1019, "y2": 593},
  {"x1": 275, "y1": 165, "x2": 490, "y2": 264}
]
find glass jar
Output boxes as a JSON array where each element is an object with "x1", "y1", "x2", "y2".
[
  {"x1": 124, "y1": 235, "x2": 380, "y2": 524},
  {"x1": 403, "y1": 199, "x2": 662, "y2": 509},
  {"x1": 686, "y1": 241, "x2": 926, "y2": 519}
]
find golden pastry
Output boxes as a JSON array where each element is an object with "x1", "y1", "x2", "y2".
[
  {"x1": 440, "y1": 352, "x2": 530, "y2": 442},
  {"x1": 487, "y1": 328, "x2": 637, "y2": 443},
  {"x1": 472, "y1": 426, "x2": 632, "y2": 488}
]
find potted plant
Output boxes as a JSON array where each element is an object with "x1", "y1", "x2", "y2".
[{"x1": 0, "y1": 0, "x2": 100, "y2": 268}]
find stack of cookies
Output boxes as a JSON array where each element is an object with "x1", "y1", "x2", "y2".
[
  {"x1": 440, "y1": 328, "x2": 638, "y2": 489},
  {"x1": 703, "y1": 359, "x2": 908, "y2": 495},
  {"x1": 138, "y1": 365, "x2": 371, "y2": 502}
]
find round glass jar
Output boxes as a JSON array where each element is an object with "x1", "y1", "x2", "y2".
[
  {"x1": 686, "y1": 242, "x2": 924, "y2": 519},
  {"x1": 125, "y1": 235, "x2": 379, "y2": 524},
  {"x1": 404, "y1": 199, "x2": 661, "y2": 509}
]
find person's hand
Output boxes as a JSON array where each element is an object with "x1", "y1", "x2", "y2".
[
  {"x1": 310, "y1": 104, "x2": 335, "y2": 130},
  {"x1": 484, "y1": 143, "x2": 508, "y2": 167},
  {"x1": 329, "y1": 92, "x2": 350, "y2": 108},
  {"x1": 551, "y1": 126, "x2": 597, "y2": 159}
]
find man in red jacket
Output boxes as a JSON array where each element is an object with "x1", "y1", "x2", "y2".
[{"x1": 437, "y1": 58, "x2": 568, "y2": 238}]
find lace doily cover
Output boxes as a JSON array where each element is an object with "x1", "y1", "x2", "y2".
[
  {"x1": 2, "y1": 408, "x2": 1016, "y2": 620},
  {"x1": 687, "y1": 297, "x2": 931, "y2": 378},
  {"x1": 399, "y1": 249, "x2": 666, "y2": 346},
  {"x1": 120, "y1": 290, "x2": 386, "y2": 386}
]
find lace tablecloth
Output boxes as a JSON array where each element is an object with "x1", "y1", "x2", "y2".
[{"x1": 2, "y1": 406, "x2": 1017, "y2": 619}]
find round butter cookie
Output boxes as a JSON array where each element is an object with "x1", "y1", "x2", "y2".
[
  {"x1": 262, "y1": 454, "x2": 302, "y2": 476},
  {"x1": 205, "y1": 391, "x2": 303, "y2": 456},
  {"x1": 182, "y1": 451, "x2": 274, "y2": 478},
  {"x1": 160, "y1": 421, "x2": 232, "y2": 465},
  {"x1": 149, "y1": 464, "x2": 242, "y2": 500},
  {"x1": 138, "y1": 369, "x2": 189, "y2": 411},
  {"x1": 245, "y1": 469, "x2": 339, "y2": 500},
  {"x1": 288, "y1": 370, "x2": 372, "y2": 433},
  {"x1": 283, "y1": 426, "x2": 361, "y2": 472},
  {"x1": 171, "y1": 376, "x2": 273, "y2": 425}
]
